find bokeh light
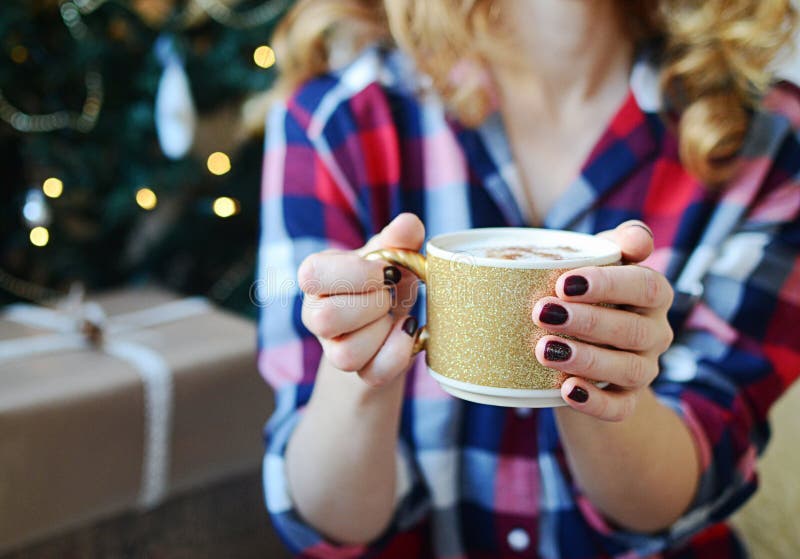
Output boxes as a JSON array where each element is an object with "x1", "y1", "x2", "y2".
[
  {"x1": 253, "y1": 45, "x2": 276, "y2": 69},
  {"x1": 212, "y1": 196, "x2": 240, "y2": 218},
  {"x1": 207, "y1": 152, "x2": 231, "y2": 175},
  {"x1": 10, "y1": 45, "x2": 28, "y2": 64},
  {"x1": 135, "y1": 187, "x2": 158, "y2": 210},
  {"x1": 42, "y1": 177, "x2": 64, "y2": 198},
  {"x1": 29, "y1": 226, "x2": 50, "y2": 247}
]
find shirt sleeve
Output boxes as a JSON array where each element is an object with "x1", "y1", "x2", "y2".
[
  {"x1": 256, "y1": 92, "x2": 430, "y2": 558},
  {"x1": 573, "y1": 119, "x2": 800, "y2": 555}
]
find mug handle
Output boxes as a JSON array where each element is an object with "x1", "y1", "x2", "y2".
[{"x1": 363, "y1": 248, "x2": 430, "y2": 356}]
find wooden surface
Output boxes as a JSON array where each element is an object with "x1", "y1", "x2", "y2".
[
  {"x1": 1, "y1": 471, "x2": 291, "y2": 559},
  {"x1": 732, "y1": 380, "x2": 800, "y2": 558}
]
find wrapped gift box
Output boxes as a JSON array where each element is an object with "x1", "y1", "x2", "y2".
[{"x1": 0, "y1": 287, "x2": 273, "y2": 554}]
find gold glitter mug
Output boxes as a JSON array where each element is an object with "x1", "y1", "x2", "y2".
[{"x1": 365, "y1": 228, "x2": 621, "y2": 407}]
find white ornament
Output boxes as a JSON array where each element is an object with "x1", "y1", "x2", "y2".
[
  {"x1": 154, "y1": 36, "x2": 196, "y2": 160},
  {"x1": 23, "y1": 188, "x2": 52, "y2": 227}
]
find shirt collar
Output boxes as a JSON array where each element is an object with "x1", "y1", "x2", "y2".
[{"x1": 463, "y1": 47, "x2": 665, "y2": 230}]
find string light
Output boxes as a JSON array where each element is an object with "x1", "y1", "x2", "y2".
[
  {"x1": 0, "y1": 70, "x2": 103, "y2": 133},
  {"x1": 29, "y1": 226, "x2": 50, "y2": 247},
  {"x1": 253, "y1": 45, "x2": 276, "y2": 69},
  {"x1": 42, "y1": 177, "x2": 64, "y2": 198},
  {"x1": 10, "y1": 46, "x2": 29, "y2": 64},
  {"x1": 207, "y1": 152, "x2": 231, "y2": 175},
  {"x1": 212, "y1": 196, "x2": 240, "y2": 218},
  {"x1": 135, "y1": 187, "x2": 158, "y2": 210}
]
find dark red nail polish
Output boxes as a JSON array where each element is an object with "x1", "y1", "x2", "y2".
[
  {"x1": 564, "y1": 275, "x2": 588, "y2": 296},
  {"x1": 384, "y1": 265, "x2": 401, "y2": 285},
  {"x1": 568, "y1": 386, "x2": 589, "y2": 403},
  {"x1": 544, "y1": 341, "x2": 571, "y2": 362},
  {"x1": 402, "y1": 316, "x2": 418, "y2": 337},
  {"x1": 539, "y1": 303, "x2": 568, "y2": 325}
]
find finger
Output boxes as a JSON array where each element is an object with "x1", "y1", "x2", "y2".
[
  {"x1": 358, "y1": 212, "x2": 426, "y2": 255},
  {"x1": 596, "y1": 220, "x2": 654, "y2": 264},
  {"x1": 298, "y1": 251, "x2": 400, "y2": 296},
  {"x1": 533, "y1": 297, "x2": 666, "y2": 351},
  {"x1": 302, "y1": 289, "x2": 394, "y2": 339},
  {"x1": 559, "y1": 376, "x2": 639, "y2": 422},
  {"x1": 358, "y1": 315, "x2": 420, "y2": 387},
  {"x1": 555, "y1": 265, "x2": 673, "y2": 309},
  {"x1": 320, "y1": 314, "x2": 394, "y2": 373},
  {"x1": 535, "y1": 336, "x2": 658, "y2": 389}
]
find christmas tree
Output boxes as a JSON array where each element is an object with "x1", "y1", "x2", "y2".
[{"x1": 0, "y1": 0, "x2": 291, "y2": 316}]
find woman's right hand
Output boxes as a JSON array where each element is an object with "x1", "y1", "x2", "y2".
[{"x1": 299, "y1": 213, "x2": 425, "y2": 387}]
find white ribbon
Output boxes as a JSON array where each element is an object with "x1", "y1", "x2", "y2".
[{"x1": 0, "y1": 295, "x2": 212, "y2": 510}]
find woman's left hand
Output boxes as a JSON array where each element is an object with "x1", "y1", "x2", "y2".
[{"x1": 532, "y1": 221, "x2": 674, "y2": 422}]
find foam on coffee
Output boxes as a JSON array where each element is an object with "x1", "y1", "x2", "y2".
[{"x1": 461, "y1": 242, "x2": 585, "y2": 262}]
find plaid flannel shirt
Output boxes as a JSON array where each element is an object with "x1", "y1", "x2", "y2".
[{"x1": 256, "y1": 44, "x2": 800, "y2": 559}]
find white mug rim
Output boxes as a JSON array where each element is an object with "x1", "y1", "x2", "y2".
[{"x1": 425, "y1": 227, "x2": 622, "y2": 269}]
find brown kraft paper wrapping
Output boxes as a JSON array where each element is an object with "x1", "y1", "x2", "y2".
[{"x1": 0, "y1": 287, "x2": 274, "y2": 554}]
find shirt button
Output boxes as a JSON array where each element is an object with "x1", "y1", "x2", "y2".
[
  {"x1": 507, "y1": 527, "x2": 530, "y2": 552},
  {"x1": 515, "y1": 407, "x2": 533, "y2": 418}
]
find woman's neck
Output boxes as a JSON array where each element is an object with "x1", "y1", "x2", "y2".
[
  {"x1": 488, "y1": 0, "x2": 633, "y2": 121},
  {"x1": 479, "y1": 0, "x2": 635, "y2": 224}
]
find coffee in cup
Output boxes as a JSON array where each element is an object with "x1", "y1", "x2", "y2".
[{"x1": 365, "y1": 227, "x2": 621, "y2": 407}]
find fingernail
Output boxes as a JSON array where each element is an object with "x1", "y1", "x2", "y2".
[
  {"x1": 568, "y1": 385, "x2": 589, "y2": 403},
  {"x1": 631, "y1": 223, "x2": 654, "y2": 239},
  {"x1": 539, "y1": 303, "x2": 568, "y2": 325},
  {"x1": 402, "y1": 316, "x2": 418, "y2": 337},
  {"x1": 544, "y1": 341, "x2": 571, "y2": 362},
  {"x1": 563, "y1": 275, "x2": 588, "y2": 296},
  {"x1": 384, "y1": 265, "x2": 401, "y2": 285}
]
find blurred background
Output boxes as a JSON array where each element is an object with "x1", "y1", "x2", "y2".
[
  {"x1": 0, "y1": 1, "x2": 799, "y2": 558},
  {"x1": 0, "y1": 0, "x2": 291, "y2": 557},
  {"x1": 0, "y1": 0, "x2": 283, "y2": 315}
]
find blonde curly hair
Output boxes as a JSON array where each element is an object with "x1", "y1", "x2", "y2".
[{"x1": 247, "y1": 0, "x2": 797, "y2": 184}]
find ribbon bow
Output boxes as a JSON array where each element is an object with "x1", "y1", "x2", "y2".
[{"x1": 0, "y1": 290, "x2": 211, "y2": 509}]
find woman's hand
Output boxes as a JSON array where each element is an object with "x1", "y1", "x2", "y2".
[
  {"x1": 533, "y1": 221, "x2": 674, "y2": 421},
  {"x1": 298, "y1": 213, "x2": 425, "y2": 387},
  {"x1": 288, "y1": 214, "x2": 426, "y2": 544}
]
